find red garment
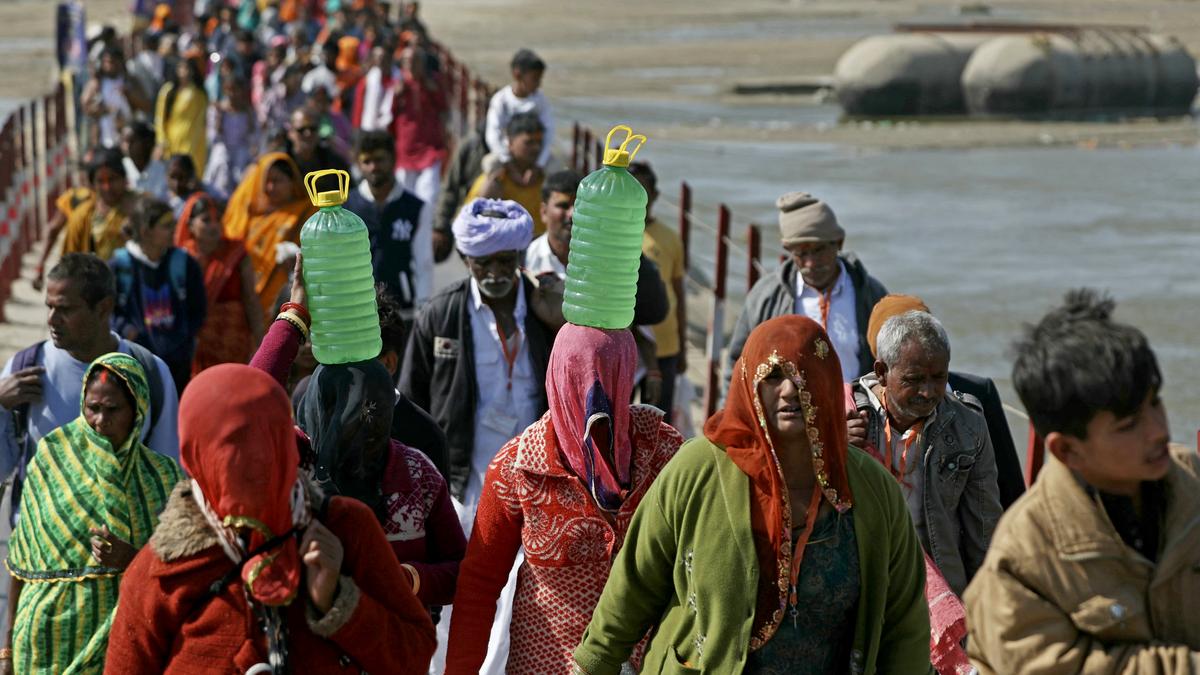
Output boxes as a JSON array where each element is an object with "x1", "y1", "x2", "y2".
[
  {"x1": 445, "y1": 407, "x2": 683, "y2": 674},
  {"x1": 925, "y1": 553, "x2": 972, "y2": 675},
  {"x1": 381, "y1": 440, "x2": 466, "y2": 606},
  {"x1": 105, "y1": 494, "x2": 437, "y2": 674},
  {"x1": 703, "y1": 315, "x2": 854, "y2": 650},
  {"x1": 249, "y1": 317, "x2": 299, "y2": 390},
  {"x1": 177, "y1": 192, "x2": 253, "y2": 374},
  {"x1": 392, "y1": 71, "x2": 448, "y2": 171},
  {"x1": 546, "y1": 324, "x2": 637, "y2": 509},
  {"x1": 180, "y1": 364, "x2": 301, "y2": 605},
  {"x1": 187, "y1": 238, "x2": 252, "y2": 374}
]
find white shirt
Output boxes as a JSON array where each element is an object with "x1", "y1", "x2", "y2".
[
  {"x1": 524, "y1": 233, "x2": 565, "y2": 278},
  {"x1": 484, "y1": 85, "x2": 555, "y2": 168},
  {"x1": 123, "y1": 156, "x2": 169, "y2": 201},
  {"x1": 466, "y1": 278, "x2": 541, "y2": 498},
  {"x1": 354, "y1": 179, "x2": 434, "y2": 307},
  {"x1": 359, "y1": 65, "x2": 400, "y2": 132},
  {"x1": 795, "y1": 260, "x2": 860, "y2": 382},
  {"x1": 98, "y1": 77, "x2": 131, "y2": 148}
]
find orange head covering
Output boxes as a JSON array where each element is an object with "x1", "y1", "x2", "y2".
[
  {"x1": 150, "y1": 3, "x2": 171, "y2": 31},
  {"x1": 866, "y1": 294, "x2": 930, "y2": 360},
  {"x1": 704, "y1": 314, "x2": 853, "y2": 649},
  {"x1": 223, "y1": 152, "x2": 313, "y2": 315},
  {"x1": 175, "y1": 191, "x2": 220, "y2": 247},
  {"x1": 181, "y1": 364, "x2": 303, "y2": 606},
  {"x1": 336, "y1": 36, "x2": 361, "y2": 72},
  {"x1": 222, "y1": 152, "x2": 307, "y2": 238}
]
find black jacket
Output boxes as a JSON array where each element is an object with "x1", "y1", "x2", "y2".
[
  {"x1": 399, "y1": 276, "x2": 556, "y2": 499},
  {"x1": 947, "y1": 371, "x2": 1026, "y2": 510}
]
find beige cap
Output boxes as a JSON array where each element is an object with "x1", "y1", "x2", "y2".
[{"x1": 777, "y1": 192, "x2": 844, "y2": 245}]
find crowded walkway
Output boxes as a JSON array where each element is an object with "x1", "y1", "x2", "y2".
[{"x1": 0, "y1": 1, "x2": 1195, "y2": 673}]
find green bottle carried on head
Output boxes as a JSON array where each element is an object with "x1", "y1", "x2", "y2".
[
  {"x1": 299, "y1": 169, "x2": 382, "y2": 365},
  {"x1": 563, "y1": 125, "x2": 648, "y2": 330}
]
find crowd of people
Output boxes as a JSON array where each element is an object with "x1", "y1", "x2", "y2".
[{"x1": 0, "y1": 1, "x2": 1193, "y2": 673}]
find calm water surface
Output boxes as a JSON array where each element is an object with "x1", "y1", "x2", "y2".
[{"x1": 561, "y1": 99, "x2": 1199, "y2": 444}]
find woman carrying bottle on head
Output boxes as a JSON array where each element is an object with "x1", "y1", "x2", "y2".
[{"x1": 445, "y1": 323, "x2": 685, "y2": 674}]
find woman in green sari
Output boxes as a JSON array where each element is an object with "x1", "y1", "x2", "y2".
[{"x1": 2, "y1": 352, "x2": 182, "y2": 674}]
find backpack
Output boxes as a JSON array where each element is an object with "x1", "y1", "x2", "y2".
[
  {"x1": 7, "y1": 340, "x2": 167, "y2": 526},
  {"x1": 111, "y1": 246, "x2": 190, "y2": 308}
]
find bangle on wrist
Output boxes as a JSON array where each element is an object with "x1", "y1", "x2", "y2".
[
  {"x1": 280, "y1": 302, "x2": 310, "y2": 326},
  {"x1": 400, "y1": 563, "x2": 420, "y2": 595},
  {"x1": 276, "y1": 310, "x2": 310, "y2": 343}
]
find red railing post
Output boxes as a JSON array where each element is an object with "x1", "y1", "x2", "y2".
[
  {"x1": 678, "y1": 181, "x2": 691, "y2": 268},
  {"x1": 456, "y1": 63, "x2": 469, "y2": 137},
  {"x1": 747, "y1": 223, "x2": 761, "y2": 292},
  {"x1": 581, "y1": 128, "x2": 593, "y2": 173},
  {"x1": 474, "y1": 79, "x2": 488, "y2": 130},
  {"x1": 571, "y1": 123, "x2": 580, "y2": 172},
  {"x1": 1025, "y1": 424, "x2": 1045, "y2": 486},
  {"x1": 704, "y1": 204, "x2": 731, "y2": 418}
]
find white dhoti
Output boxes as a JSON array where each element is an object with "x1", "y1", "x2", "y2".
[{"x1": 429, "y1": 481, "x2": 523, "y2": 675}]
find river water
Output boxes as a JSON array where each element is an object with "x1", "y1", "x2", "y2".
[{"x1": 560, "y1": 99, "x2": 1200, "y2": 446}]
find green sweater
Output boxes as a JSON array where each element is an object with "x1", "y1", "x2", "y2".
[{"x1": 573, "y1": 438, "x2": 932, "y2": 674}]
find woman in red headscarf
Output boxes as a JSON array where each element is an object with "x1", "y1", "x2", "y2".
[
  {"x1": 103, "y1": 364, "x2": 437, "y2": 673},
  {"x1": 444, "y1": 324, "x2": 685, "y2": 674},
  {"x1": 573, "y1": 315, "x2": 932, "y2": 674},
  {"x1": 177, "y1": 192, "x2": 265, "y2": 374}
]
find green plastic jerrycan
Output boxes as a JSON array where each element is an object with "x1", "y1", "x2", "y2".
[
  {"x1": 299, "y1": 169, "x2": 382, "y2": 365},
  {"x1": 563, "y1": 125, "x2": 648, "y2": 329}
]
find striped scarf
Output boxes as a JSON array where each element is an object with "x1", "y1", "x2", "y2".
[{"x1": 6, "y1": 353, "x2": 182, "y2": 674}]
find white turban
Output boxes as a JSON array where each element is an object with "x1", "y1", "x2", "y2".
[{"x1": 452, "y1": 198, "x2": 534, "y2": 258}]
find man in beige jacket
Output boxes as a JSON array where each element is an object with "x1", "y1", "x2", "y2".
[{"x1": 965, "y1": 289, "x2": 1200, "y2": 673}]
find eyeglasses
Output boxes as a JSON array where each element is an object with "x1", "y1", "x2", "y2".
[
  {"x1": 785, "y1": 242, "x2": 838, "y2": 261},
  {"x1": 292, "y1": 126, "x2": 318, "y2": 136},
  {"x1": 468, "y1": 253, "x2": 520, "y2": 269}
]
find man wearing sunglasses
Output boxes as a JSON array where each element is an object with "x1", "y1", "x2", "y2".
[{"x1": 287, "y1": 106, "x2": 350, "y2": 188}]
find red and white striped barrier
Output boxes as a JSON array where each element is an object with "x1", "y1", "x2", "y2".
[{"x1": 0, "y1": 85, "x2": 70, "y2": 322}]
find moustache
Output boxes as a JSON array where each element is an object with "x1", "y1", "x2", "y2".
[{"x1": 478, "y1": 276, "x2": 515, "y2": 299}]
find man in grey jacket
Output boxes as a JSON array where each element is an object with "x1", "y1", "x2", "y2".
[
  {"x1": 848, "y1": 309, "x2": 1002, "y2": 596},
  {"x1": 727, "y1": 192, "x2": 887, "y2": 383}
]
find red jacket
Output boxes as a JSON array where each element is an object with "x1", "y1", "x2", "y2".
[
  {"x1": 445, "y1": 407, "x2": 683, "y2": 674},
  {"x1": 104, "y1": 483, "x2": 437, "y2": 674}
]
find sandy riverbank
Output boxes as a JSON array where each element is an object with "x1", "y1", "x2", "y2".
[{"x1": 0, "y1": 0, "x2": 130, "y2": 104}]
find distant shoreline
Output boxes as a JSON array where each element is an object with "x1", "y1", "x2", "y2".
[{"x1": 424, "y1": 0, "x2": 1200, "y2": 150}]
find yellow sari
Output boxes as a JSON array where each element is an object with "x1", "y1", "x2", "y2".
[
  {"x1": 222, "y1": 152, "x2": 314, "y2": 317},
  {"x1": 60, "y1": 189, "x2": 135, "y2": 261},
  {"x1": 154, "y1": 83, "x2": 208, "y2": 174}
]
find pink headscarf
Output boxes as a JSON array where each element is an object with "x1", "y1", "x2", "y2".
[{"x1": 546, "y1": 324, "x2": 636, "y2": 511}]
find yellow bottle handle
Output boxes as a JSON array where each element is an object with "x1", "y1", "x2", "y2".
[
  {"x1": 602, "y1": 125, "x2": 648, "y2": 167},
  {"x1": 304, "y1": 169, "x2": 351, "y2": 207}
]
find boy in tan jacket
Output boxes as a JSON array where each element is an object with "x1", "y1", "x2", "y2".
[{"x1": 964, "y1": 289, "x2": 1200, "y2": 673}]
